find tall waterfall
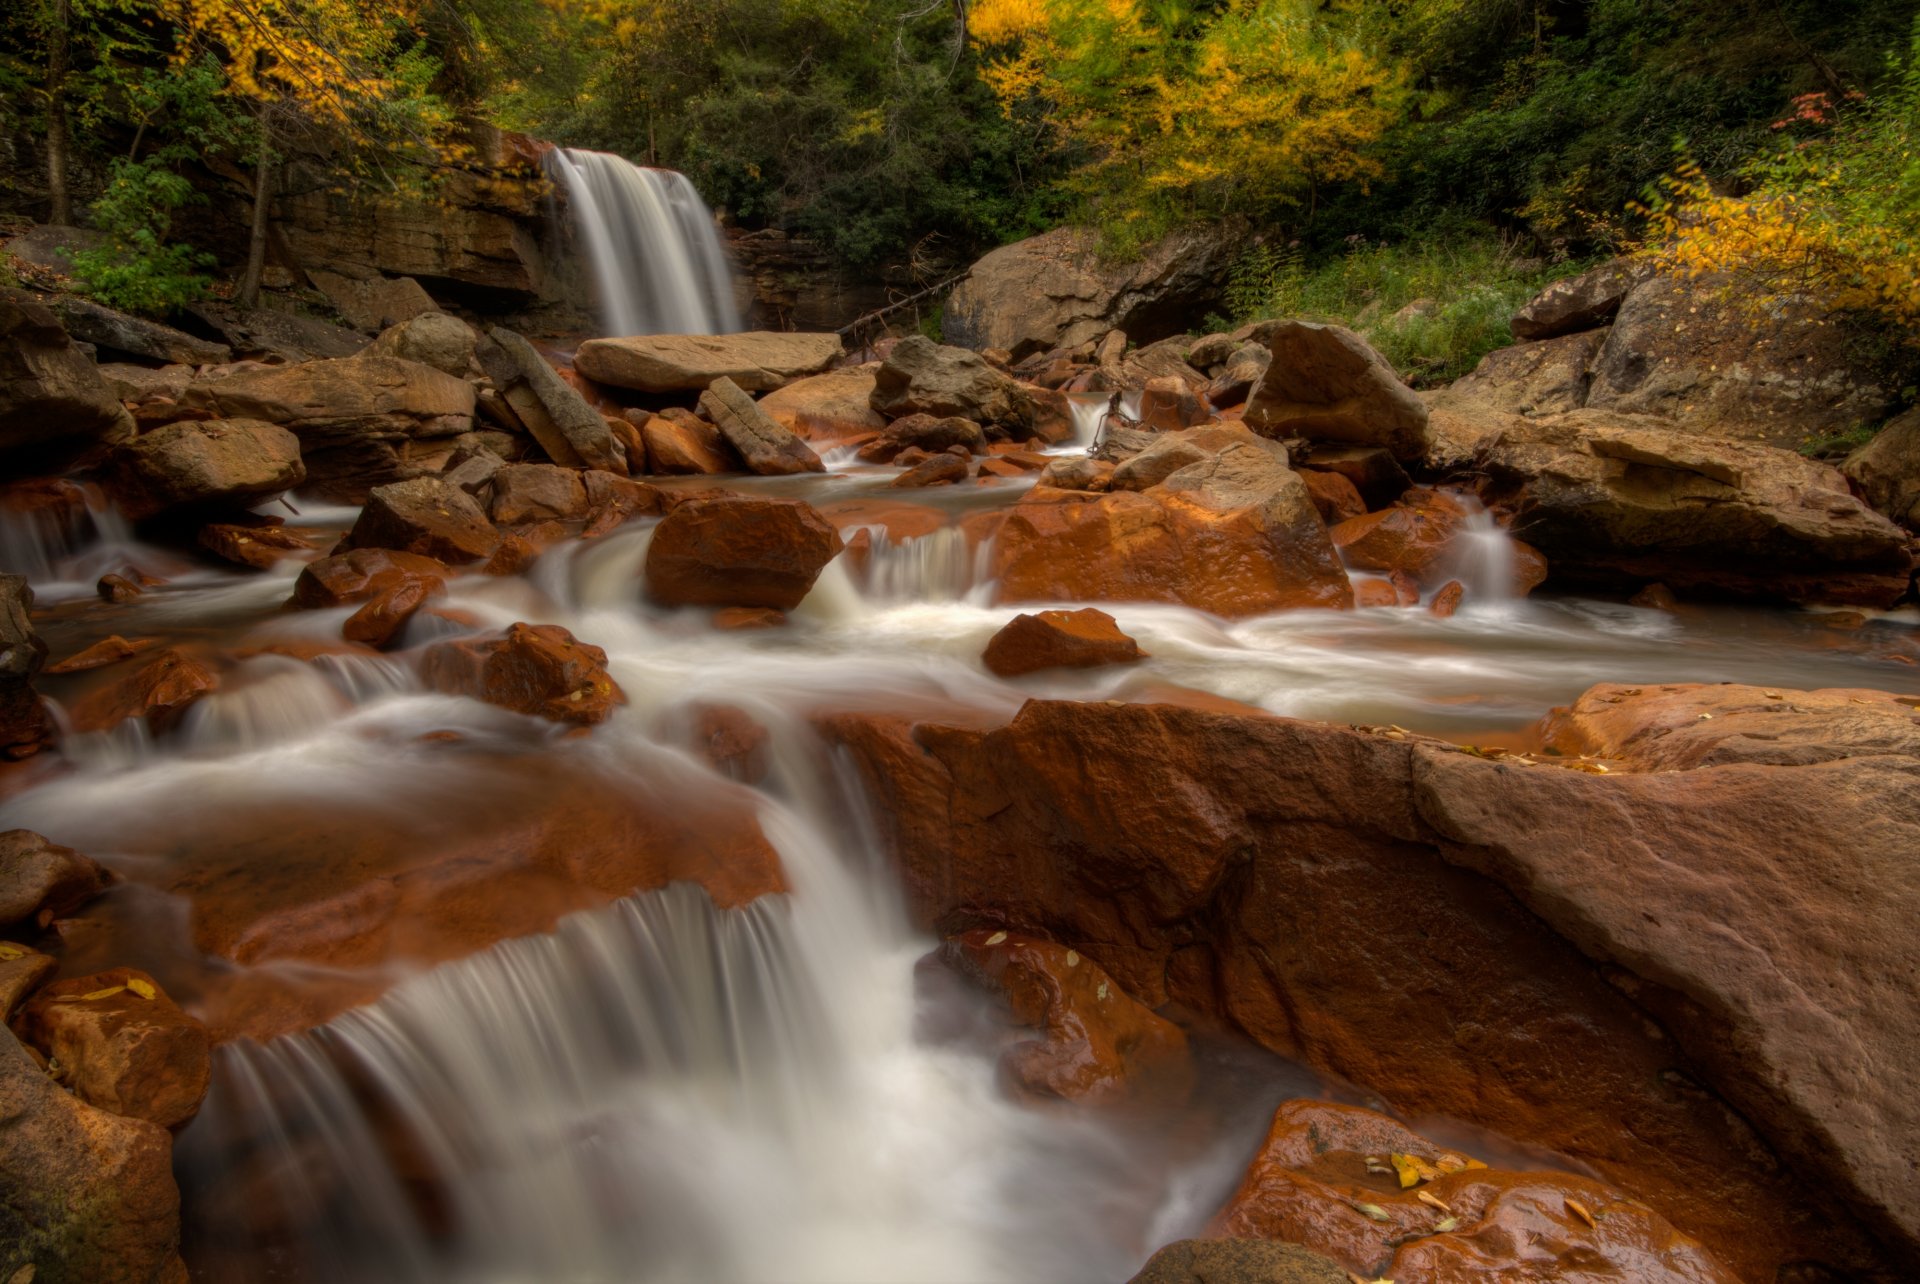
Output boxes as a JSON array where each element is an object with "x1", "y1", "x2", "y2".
[{"x1": 545, "y1": 147, "x2": 743, "y2": 337}]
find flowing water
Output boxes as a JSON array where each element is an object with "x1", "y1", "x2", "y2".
[
  {"x1": 5, "y1": 457, "x2": 1917, "y2": 1283},
  {"x1": 544, "y1": 148, "x2": 743, "y2": 338}
]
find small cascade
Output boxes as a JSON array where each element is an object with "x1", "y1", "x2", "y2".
[
  {"x1": 1060, "y1": 391, "x2": 1142, "y2": 454},
  {"x1": 0, "y1": 483, "x2": 150, "y2": 596},
  {"x1": 858, "y1": 527, "x2": 985, "y2": 604},
  {"x1": 1442, "y1": 496, "x2": 1519, "y2": 607},
  {"x1": 545, "y1": 148, "x2": 743, "y2": 337}
]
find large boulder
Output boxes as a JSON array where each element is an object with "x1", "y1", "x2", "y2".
[
  {"x1": 182, "y1": 350, "x2": 474, "y2": 495},
  {"x1": 1243, "y1": 322, "x2": 1430, "y2": 463},
  {"x1": 307, "y1": 269, "x2": 438, "y2": 333},
  {"x1": 870, "y1": 335, "x2": 1043, "y2": 437},
  {"x1": 0, "y1": 575, "x2": 52, "y2": 760},
  {"x1": 0, "y1": 290, "x2": 135, "y2": 462},
  {"x1": 756, "y1": 362, "x2": 885, "y2": 441},
  {"x1": 184, "y1": 301, "x2": 367, "y2": 363},
  {"x1": 0, "y1": 829, "x2": 112, "y2": 929},
  {"x1": 1510, "y1": 258, "x2": 1652, "y2": 341},
  {"x1": 819, "y1": 690, "x2": 1920, "y2": 1279},
  {"x1": 48, "y1": 295, "x2": 231, "y2": 365},
  {"x1": 106, "y1": 419, "x2": 304, "y2": 519},
  {"x1": 16, "y1": 967, "x2": 211, "y2": 1129},
  {"x1": 479, "y1": 327, "x2": 626, "y2": 473},
  {"x1": 640, "y1": 409, "x2": 739, "y2": 476},
  {"x1": 573, "y1": 331, "x2": 844, "y2": 394},
  {"x1": 1844, "y1": 406, "x2": 1920, "y2": 529},
  {"x1": 644, "y1": 494, "x2": 844, "y2": 610},
  {"x1": 697, "y1": 377, "x2": 825, "y2": 475},
  {"x1": 366, "y1": 311, "x2": 475, "y2": 376},
  {"x1": 342, "y1": 476, "x2": 498, "y2": 563},
  {"x1": 982, "y1": 608, "x2": 1145, "y2": 678},
  {"x1": 1442, "y1": 327, "x2": 1606, "y2": 418},
  {"x1": 943, "y1": 222, "x2": 1248, "y2": 359}
]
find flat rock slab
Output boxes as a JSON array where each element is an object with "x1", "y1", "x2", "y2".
[{"x1": 574, "y1": 331, "x2": 844, "y2": 393}]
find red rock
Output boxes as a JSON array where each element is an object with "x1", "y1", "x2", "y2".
[
  {"x1": 940, "y1": 927, "x2": 1192, "y2": 1108},
  {"x1": 45, "y1": 635, "x2": 162, "y2": 674},
  {"x1": 421, "y1": 622, "x2": 625, "y2": 725},
  {"x1": 581, "y1": 469, "x2": 664, "y2": 537},
  {"x1": 712, "y1": 607, "x2": 788, "y2": 630},
  {"x1": 1630, "y1": 582, "x2": 1679, "y2": 611},
  {"x1": 1430, "y1": 579, "x2": 1465, "y2": 617},
  {"x1": 1137, "y1": 375, "x2": 1208, "y2": 432},
  {"x1": 860, "y1": 413, "x2": 986, "y2": 462},
  {"x1": 605, "y1": 410, "x2": 648, "y2": 474},
  {"x1": 342, "y1": 476, "x2": 499, "y2": 563},
  {"x1": 641, "y1": 409, "x2": 739, "y2": 475},
  {"x1": 1512, "y1": 537, "x2": 1549, "y2": 596},
  {"x1": 106, "y1": 417, "x2": 304, "y2": 520},
  {"x1": 66, "y1": 649, "x2": 220, "y2": 734},
  {"x1": 1126, "y1": 1239, "x2": 1347, "y2": 1284},
  {"x1": 1298, "y1": 468, "x2": 1367, "y2": 526},
  {"x1": 892, "y1": 445, "x2": 932, "y2": 467},
  {"x1": 975, "y1": 457, "x2": 1029, "y2": 480},
  {"x1": 1034, "y1": 457, "x2": 1115, "y2": 492},
  {"x1": 341, "y1": 577, "x2": 432, "y2": 648},
  {"x1": 1329, "y1": 491, "x2": 1468, "y2": 585},
  {"x1": 982, "y1": 608, "x2": 1146, "y2": 678},
  {"x1": 97, "y1": 572, "x2": 142, "y2": 602},
  {"x1": 1353, "y1": 579, "x2": 1399, "y2": 608},
  {"x1": 481, "y1": 531, "x2": 539, "y2": 577},
  {"x1": 689, "y1": 703, "x2": 770, "y2": 783},
  {"x1": 758, "y1": 364, "x2": 886, "y2": 443},
  {"x1": 0, "y1": 829, "x2": 111, "y2": 929},
  {"x1": 489, "y1": 463, "x2": 588, "y2": 524},
  {"x1": 197, "y1": 519, "x2": 314, "y2": 570},
  {"x1": 291, "y1": 548, "x2": 448, "y2": 609},
  {"x1": 645, "y1": 494, "x2": 844, "y2": 610},
  {"x1": 0, "y1": 941, "x2": 55, "y2": 1019},
  {"x1": 891, "y1": 453, "x2": 969, "y2": 488},
  {"x1": 814, "y1": 499, "x2": 948, "y2": 544},
  {"x1": 17, "y1": 966, "x2": 211, "y2": 1129}
]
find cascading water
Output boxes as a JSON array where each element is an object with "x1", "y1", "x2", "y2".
[{"x1": 545, "y1": 147, "x2": 743, "y2": 337}]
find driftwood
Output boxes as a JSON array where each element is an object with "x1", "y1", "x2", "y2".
[{"x1": 836, "y1": 271, "x2": 971, "y2": 349}]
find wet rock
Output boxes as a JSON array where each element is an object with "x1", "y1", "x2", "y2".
[
  {"x1": 480, "y1": 532, "x2": 539, "y2": 578},
  {"x1": 17, "y1": 967, "x2": 211, "y2": 1130},
  {"x1": 1244, "y1": 321, "x2": 1430, "y2": 463},
  {"x1": 341, "y1": 577, "x2": 433, "y2": 648},
  {"x1": 48, "y1": 294, "x2": 231, "y2": 365},
  {"x1": 422, "y1": 622, "x2": 625, "y2": 725},
  {"x1": 1137, "y1": 376, "x2": 1208, "y2": 432},
  {"x1": 107, "y1": 419, "x2": 305, "y2": 520},
  {"x1": 308, "y1": 271, "x2": 438, "y2": 334},
  {"x1": 870, "y1": 336, "x2": 1045, "y2": 438},
  {"x1": 365, "y1": 311, "x2": 475, "y2": 376},
  {"x1": 860, "y1": 413, "x2": 985, "y2": 461},
  {"x1": 1630, "y1": 582, "x2": 1679, "y2": 611},
  {"x1": 489, "y1": 463, "x2": 588, "y2": 525},
  {"x1": 698, "y1": 377, "x2": 826, "y2": 475},
  {"x1": 197, "y1": 519, "x2": 315, "y2": 570},
  {"x1": 291, "y1": 548, "x2": 448, "y2": 609},
  {"x1": 343, "y1": 476, "x2": 499, "y2": 564},
  {"x1": 1109, "y1": 424, "x2": 1282, "y2": 493},
  {"x1": 1205, "y1": 342, "x2": 1272, "y2": 409},
  {"x1": 0, "y1": 1026, "x2": 183, "y2": 1284},
  {"x1": 97, "y1": 572, "x2": 142, "y2": 603},
  {"x1": 45, "y1": 636, "x2": 160, "y2": 674},
  {"x1": 66, "y1": 649, "x2": 220, "y2": 734},
  {"x1": 1034, "y1": 457, "x2": 1114, "y2": 492},
  {"x1": 1511, "y1": 259, "x2": 1652, "y2": 341},
  {"x1": 1428, "y1": 579, "x2": 1466, "y2": 616},
  {"x1": 1446, "y1": 328, "x2": 1607, "y2": 418},
  {"x1": 1298, "y1": 469, "x2": 1366, "y2": 526},
  {"x1": 1843, "y1": 405, "x2": 1920, "y2": 529},
  {"x1": 1353, "y1": 579, "x2": 1400, "y2": 608},
  {"x1": 0, "y1": 941, "x2": 56, "y2": 1020},
  {"x1": 756, "y1": 363, "x2": 886, "y2": 441},
  {"x1": 1126, "y1": 1238, "x2": 1347, "y2": 1284},
  {"x1": 641, "y1": 408, "x2": 740, "y2": 475},
  {"x1": 940, "y1": 928, "x2": 1192, "y2": 1107},
  {"x1": 983, "y1": 608, "x2": 1146, "y2": 678},
  {"x1": 0, "y1": 575, "x2": 52, "y2": 759},
  {"x1": 1293, "y1": 444, "x2": 1411, "y2": 509},
  {"x1": 574, "y1": 331, "x2": 844, "y2": 394},
  {"x1": 645, "y1": 494, "x2": 844, "y2": 610},
  {"x1": 0, "y1": 289, "x2": 135, "y2": 464},
  {"x1": 1328, "y1": 490, "x2": 1470, "y2": 586},
  {"x1": 580, "y1": 470, "x2": 664, "y2": 537},
  {"x1": 0, "y1": 830, "x2": 111, "y2": 929},
  {"x1": 479, "y1": 327, "x2": 626, "y2": 474},
  {"x1": 712, "y1": 607, "x2": 788, "y2": 630},
  {"x1": 891, "y1": 453, "x2": 969, "y2": 488},
  {"x1": 688, "y1": 703, "x2": 770, "y2": 783}
]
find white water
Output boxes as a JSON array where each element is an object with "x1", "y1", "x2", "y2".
[{"x1": 545, "y1": 148, "x2": 743, "y2": 338}]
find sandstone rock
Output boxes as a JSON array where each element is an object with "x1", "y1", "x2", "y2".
[
  {"x1": 754, "y1": 362, "x2": 885, "y2": 441},
  {"x1": 17, "y1": 967, "x2": 211, "y2": 1129},
  {"x1": 940, "y1": 928, "x2": 1192, "y2": 1107},
  {"x1": 107, "y1": 419, "x2": 304, "y2": 519},
  {"x1": 490, "y1": 463, "x2": 589, "y2": 525},
  {"x1": 944, "y1": 223, "x2": 1248, "y2": 358},
  {"x1": 1034, "y1": 457, "x2": 1114, "y2": 493},
  {"x1": 0, "y1": 575, "x2": 52, "y2": 759},
  {"x1": 48, "y1": 295, "x2": 231, "y2": 365},
  {"x1": 0, "y1": 1027, "x2": 182, "y2": 1284},
  {"x1": 863, "y1": 413, "x2": 985, "y2": 461},
  {"x1": 0, "y1": 290, "x2": 135, "y2": 462},
  {"x1": 580, "y1": 470, "x2": 664, "y2": 537},
  {"x1": 340, "y1": 576, "x2": 432, "y2": 649},
  {"x1": 1511, "y1": 259, "x2": 1653, "y2": 341},
  {"x1": 574, "y1": 331, "x2": 844, "y2": 393},
  {"x1": 712, "y1": 607, "x2": 787, "y2": 630},
  {"x1": 184, "y1": 300, "x2": 367, "y2": 363},
  {"x1": 291, "y1": 548, "x2": 448, "y2": 609},
  {"x1": 97, "y1": 572, "x2": 142, "y2": 602},
  {"x1": 1543, "y1": 681, "x2": 1920, "y2": 771},
  {"x1": 1126, "y1": 1238, "x2": 1347, "y2": 1284},
  {"x1": 982, "y1": 608, "x2": 1145, "y2": 677},
  {"x1": 45, "y1": 636, "x2": 160, "y2": 675},
  {"x1": 1329, "y1": 490, "x2": 1470, "y2": 586},
  {"x1": 0, "y1": 829, "x2": 110, "y2": 929},
  {"x1": 1114, "y1": 336, "x2": 1211, "y2": 394},
  {"x1": 421, "y1": 622, "x2": 625, "y2": 725},
  {"x1": 1244, "y1": 322, "x2": 1430, "y2": 463},
  {"x1": 1294, "y1": 444, "x2": 1411, "y2": 509},
  {"x1": 686, "y1": 703, "x2": 770, "y2": 783},
  {"x1": 641, "y1": 408, "x2": 740, "y2": 475},
  {"x1": 366, "y1": 311, "x2": 475, "y2": 376},
  {"x1": 870, "y1": 336, "x2": 1042, "y2": 437},
  {"x1": 645, "y1": 494, "x2": 844, "y2": 610},
  {"x1": 0, "y1": 942, "x2": 55, "y2": 1020},
  {"x1": 66, "y1": 649, "x2": 220, "y2": 734},
  {"x1": 1299, "y1": 469, "x2": 1366, "y2": 526},
  {"x1": 1447, "y1": 328, "x2": 1607, "y2": 417},
  {"x1": 308, "y1": 270, "x2": 438, "y2": 333},
  {"x1": 698, "y1": 377, "x2": 825, "y2": 475},
  {"x1": 197, "y1": 519, "x2": 315, "y2": 570},
  {"x1": 1137, "y1": 375, "x2": 1208, "y2": 431},
  {"x1": 440, "y1": 440, "x2": 505, "y2": 497},
  {"x1": 343, "y1": 476, "x2": 499, "y2": 563},
  {"x1": 1428, "y1": 578, "x2": 1465, "y2": 616},
  {"x1": 479, "y1": 328, "x2": 625, "y2": 473},
  {"x1": 890, "y1": 453, "x2": 968, "y2": 488},
  {"x1": 1203, "y1": 343, "x2": 1273, "y2": 411},
  {"x1": 1109, "y1": 424, "x2": 1283, "y2": 493},
  {"x1": 1844, "y1": 406, "x2": 1920, "y2": 528}
]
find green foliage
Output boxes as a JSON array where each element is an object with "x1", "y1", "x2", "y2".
[
  {"x1": 71, "y1": 157, "x2": 216, "y2": 314},
  {"x1": 1800, "y1": 421, "x2": 1886, "y2": 459}
]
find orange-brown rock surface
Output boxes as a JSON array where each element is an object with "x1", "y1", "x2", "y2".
[
  {"x1": 421, "y1": 623, "x2": 626, "y2": 725},
  {"x1": 982, "y1": 608, "x2": 1145, "y2": 678},
  {"x1": 16, "y1": 966, "x2": 212, "y2": 1129},
  {"x1": 645, "y1": 494, "x2": 844, "y2": 610}
]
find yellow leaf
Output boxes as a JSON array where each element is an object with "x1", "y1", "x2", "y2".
[
  {"x1": 1390, "y1": 1152, "x2": 1441, "y2": 1186},
  {"x1": 126, "y1": 977, "x2": 157, "y2": 1001},
  {"x1": 1352, "y1": 1202, "x2": 1392, "y2": 1223},
  {"x1": 77, "y1": 985, "x2": 126, "y2": 1002},
  {"x1": 0, "y1": 942, "x2": 26, "y2": 961},
  {"x1": 1565, "y1": 1197, "x2": 1597, "y2": 1229},
  {"x1": 1416, "y1": 1189, "x2": 1452, "y2": 1213}
]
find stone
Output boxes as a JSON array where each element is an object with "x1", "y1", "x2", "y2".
[
  {"x1": 440, "y1": 441, "x2": 505, "y2": 497},
  {"x1": 870, "y1": 336, "x2": 1043, "y2": 437},
  {"x1": 107, "y1": 419, "x2": 304, "y2": 520},
  {"x1": 307, "y1": 270, "x2": 438, "y2": 333},
  {"x1": 0, "y1": 290, "x2": 135, "y2": 462},
  {"x1": 1126, "y1": 1239, "x2": 1347, "y2": 1284},
  {"x1": 1844, "y1": 406, "x2": 1920, "y2": 529},
  {"x1": 290, "y1": 548, "x2": 448, "y2": 609},
  {"x1": 0, "y1": 943, "x2": 55, "y2": 1020},
  {"x1": 0, "y1": 575, "x2": 52, "y2": 760},
  {"x1": 687, "y1": 703, "x2": 770, "y2": 783},
  {"x1": 0, "y1": 830, "x2": 111, "y2": 929},
  {"x1": 1294, "y1": 444, "x2": 1411, "y2": 509},
  {"x1": 197, "y1": 519, "x2": 315, "y2": 570},
  {"x1": 421, "y1": 622, "x2": 625, "y2": 725},
  {"x1": 1137, "y1": 375, "x2": 1209, "y2": 432},
  {"x1": 890, "y1": 453, "x2": 968, "y2": 488},
  {"x1": 340, "y1": 577, "x2": 432, "y2": 649},
  {"x1": 580, "y1": 470, "x2": 664, "y2": 537},
  {"x1": 0, "y1": 1026, "x2": 183, "y2": 1284},
  {"x1": 97, "y1": 572, "x2": 142, "y2": 602},
  {"x1": 65, "y1": 649, "x2": 220, "y2": 735},
  {"x1": 1034, "y1": 457, "x2": 1114, "y2": 492},
  {"x1": 940, "y1": 928, "x2": 1192, "y2": 1107},
  {"x1": 17, "y1": 967, "x2": 211, "y2": 1129},
  {"x1": 1244, "y1": 321, "x2": 1430, "y2": 463},
  {"x1": 343, "y1": 476, "x2": 499, "y2": 563},
  {"x1": 755, "y1": 363, "x2": 886, "y2": 441},
  {"x1": 1328, "y1": 490, "x2": 1471, "y2": 586},
  {"x1": 944, "y1": 222, "x2": 1249, "y2": 358},
  {"x1": 1428, "y1": 578, "x2": 1465, "y2": 616},
  {"x1": 574, "y1": 331, "x2": 845, "y2": 393},
  {"x1": 1109, "y1": 424, "x2": 1283, "y2": 493},
  {"x1": 982, "y1": 608, "x2": 1145, "y2": 677},
  {"x1": 1446, "y1": 327, "x2": 1608, "y2": 417},
  {"x1": 365, "y1": 311, "x2": 475, "y2": 376},
  {"x1": 1511, "y1": 259, "x2": 1653, "y2": 340},
  {"x1": 863, "y1": 413, "x2": 985, "y2": 461},
  {"x1": 645, "y1": 494, "x2": 844, "y2": 610},
  {"x1": 489, "y1": 463, "x2": 589, "y2": 525},
  {"x1": 479, "y1": 328, "x2": 626, "y2": 473},
  {"x1": 698, "y1": 377, "x2": 826, "y2": 475},
  {"x1": 45, "y1": 636, "x2": 160, "y2": 675},
  {"x1": 48, "y1": 295, "x2": 231, "y2": 365},
  {"x1": 712, "y1": 607, "x2": 787, "y2": 631},
  {"x1": 1298, "y1": 469, "x2": 1366, "y2": 526},
  {"x1": 641, "y1": 409, "x2": 740, "y2": 475},
  {"x1": 184, "y1": 300, "x2": 367, "y2": 363}
]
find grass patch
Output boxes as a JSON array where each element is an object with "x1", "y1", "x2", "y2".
[{"x1": 1799, "y1": 421, "x2": 1884, "y2": 460}]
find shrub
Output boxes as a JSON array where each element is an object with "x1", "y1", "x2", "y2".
[{"x1": 70, "y1": 157, "x2": 215, "y2": 316}]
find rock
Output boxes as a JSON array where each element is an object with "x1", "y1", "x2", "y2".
[
  {"x1": 479, "y1": 328, "x2": 626, "y2": 473},
  {"x1": 1109, "y1": 424, "x2": 1282, "y2": 493},
  {"x1": 1126, "y1": 1239, "x2": 1347, "y2": 1284},
  {"x1": 343, "y1": 476, "x2": 499, "y2": 563},
  {"x1": 184, "y1": 300, "x2": 367, "y2": 363},
  {"x1": 0, "y1": 942, "x2": 56, "y2": 1020},
  {"x1": 698, "y1": 377, "x2": 825, "y2": 475},
  {"x1": 1114, "y1": 337, "x2": 1211, "y2": 394},
  {"x1": 45, "y1": 636, "x2": 160, "y2": 675},
  {"x1": 489, "y1": 463, "x2": 589, "y2": 525},
  {"x1": 65, "y1": 649, "x2": 220, "y2": 735},
  {"x1": 1586, "y1": 272, "x2": 1909, "y2": 447},
  {"x1": 1428, "y1": 578, "x2": 1465, "y2": 616},
  {"x1": 290, "y1": 548, "x2": 448, "y2": 609},
  {"x1": 1446, "y1": 328, "x2": 1607, "y2": 417},
  {"x1": 1630, "y1": 582, "x2": 1679, "y2": 611},
  {"x1": 197, "y1": 519, "x2": 315, "y2": 570},
  {"x1": 1204, "y1": 345, "x2": 1272, "y2": 410},
  {"x1": 944, "y1": 223, "x2": 1249, "y2": 359},
  {"x1": 645, "y1": 494, "x2": 843, "y2": 610},
  {"x1": 106, "y1": 419, "x2": 304, "y2": 519},
  {"x1": 0, "y1": 290, "x2": 135, "y2": 462},
  {"x1": 97, "y1": 573, "x2": 142, "y2": 602},
  {"x1": 1328, "y1": 490, "x2": 1471, "y2": 586},
  {"x1": 1137, "y1": 376, "x2": 1209, "y2": 432},
  {"x1": 47, "y1": 295, "x2": 231, "y2": 365},
  {"x1": 1298, "y1": 469, "x2": 1366, "y2": 526},
  {"x1": 819, "y1": 694, "x2": 1920, "y2": 1279},
  {"x1": 574, "y1": 331, "x2": 844, "y2": 394},
  {"x1": 1844, "y1": 406, "x2": 1920, "y2": 528},
  {"x1": 1543, "y1": 681, "x2": 1920, "y2": 771},
  {"x1": 17, "y1": 967, "x2": 211, "y2": 1129},
  {"x1": 687, "y1": 703, "x2": 770, "y2": 783},
  {"x1": 0, "y1": 575, "x2": 53, "y2": 760},
  {"x1": 641, "y1": 408, "x2": 740, "y2": 475},
  {"x1": 440, "y1": 440, "x2": 505, "y2": 497},
  {"x1": 864, "y1": 413, "x2": 985, "y2": 461},
  {"x1": 0, "y1": 830, "x2": 110, "y2": 929},
  {"x1": 580, "y1": 470, "x2": 664, "y2": 536},
  {"x1": 0, "y1": 1026, "x2": 183, "y2": 1284},
  {"x1": 1035, "y1": 457, "x2": 1114, "y2": 492},
  {"x1": 421, "y1": 622, "x2": 625, "y2": 725},
  {"x1": 754, "y1": 363, "x2": 886, "y2": 441},
  {"x1": 1294, "y1": 444, "x2": 1411, "y2": 509},
  {"x1": 1511, "y1": 259, "x2": 1652, "y2": 341},
  {"x1": 340, "y1": 577, "x2": 433, "y2": 649},
  {"x1": 870, "y1": 336, "x2": 1043, "y2": 437},
  {"x1": 940, "y1": 928, "x2": 1192, "y2": 1107},
  {"x1": 182, "y1": 351, "x2": 473, "y2": 495},
  {"x1": 365, "y1": 311, "x2": 475, "y2": 376},
  {"x1": 1214, "y1": 1100, "x2": 1738, "y2": 1282},
  {"x1": 712, "y1": 607, "x2": 787, "y2": 630},
  {"x1": 890, "y1": 453, "x2": 969, "y2": 488},
  {"x1": 1244, "y1": 322, "x2": 1430, "y2": 463},
  {"x1": 982, "y1": 608, "x2": 1145, "y2": 677},
  {"x1": 307, "y1": 270, "x2": 438, "y2": 333}
]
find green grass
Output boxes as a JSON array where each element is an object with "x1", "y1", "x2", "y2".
[
  {"x1": 1225, "y1": 235, "x2": 1591, "y2": 386},
  {"x1": 1799, "y1": 421, "x2": 1884, "y2": 460}
]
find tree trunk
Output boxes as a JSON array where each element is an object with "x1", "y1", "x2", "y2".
[
  {"x1": 45, "y1": 0, "x2": 73, "y2": 225},
  {"x1": 235, "y1": 110, "x2": 274, "y2": 310}
]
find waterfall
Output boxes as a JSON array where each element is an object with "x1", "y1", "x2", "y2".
[{"x1": 545, "y1": 148, "x2": 743, "y2": 338}]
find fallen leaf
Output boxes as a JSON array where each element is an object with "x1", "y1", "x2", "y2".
[
  {"x1": 1391, "y1": 1152, "x2": 1442, "y2": 1186},
  {"x1": 0, "y1": 942, "x2": 26, "y2": 961},
  {"x1": 126, "y1": 976, "x2": 157, "y2": 1001},
  {"x1": 1565, "y1": 1197, "x2": 1597, "y2": 1229},
  {"x1": 1353, "y1": 1202, "x2": 1393, "y2": 1223},
  {"x1": 77, "y1": 985, "x2": 127, "y2": 1002},
  {"x1": 1416, "y1": 1190, "x2": 1452, "y2": 1213},
  {"x1": 1433, "y1": 1216, "x2": 1459, "y2": 1233}
]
